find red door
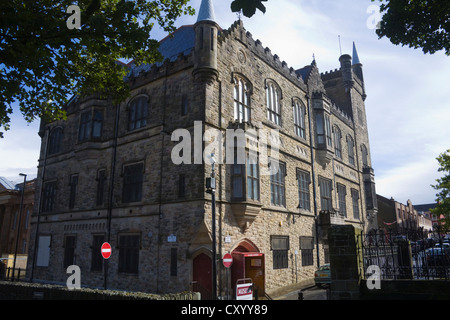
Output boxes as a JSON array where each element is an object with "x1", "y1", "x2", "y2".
[{"x1": 193, "y1": 253, "x2": 212, "y2": 299}]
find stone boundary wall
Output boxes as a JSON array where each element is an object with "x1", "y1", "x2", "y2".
[{"x1": 0, "y1": 281, "x2": 200, "y2": 300}]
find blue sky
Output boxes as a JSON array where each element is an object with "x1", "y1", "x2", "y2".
[{"x1": 1, "y1": 0, "x2": 449, "y2": 205}]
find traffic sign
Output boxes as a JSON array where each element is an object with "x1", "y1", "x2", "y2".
[
  {"x1": 223, "y1": 253, "x2": 233, "y2": 268},
  {"x1": 101, "y1": 242, "x2": 112, "y2": 259}
]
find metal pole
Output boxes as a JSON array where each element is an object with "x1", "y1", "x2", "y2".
[
  {"x1": 212, "y1": 187, "x2": 217, "y2": 300},
  {"x1": 12, "y1": 173, "x2": 27, "y2": 281}
]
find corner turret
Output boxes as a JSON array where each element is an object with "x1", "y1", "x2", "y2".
[{"x1": 193, "y1": 0, "x2": 219, "y2": 82}]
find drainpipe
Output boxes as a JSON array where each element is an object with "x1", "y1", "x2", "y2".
[
  {"x1": 30, "y1": 126, "x2": 50, "y2": 282},
  {"x1": 104, "y1": 102, "x2": 120, "y2": 290},
  {"x1": 306, "y1": 94, "x2": 321, "y2": 268}
]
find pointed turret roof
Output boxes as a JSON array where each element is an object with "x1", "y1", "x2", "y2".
[
  {"x1": 352, "y1": 42, "x2": 361, "y2": 65},
  {"x1": 197, "y1": 0, "x2": 216, "y2": 23}
]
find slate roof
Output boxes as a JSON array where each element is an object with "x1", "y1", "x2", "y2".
[
  {"x1": 0, "y1": 177, "x2": 18, "y2": 190},
  {"x1": 127, "y1": 25, "x2": 195, "y2": 78}
]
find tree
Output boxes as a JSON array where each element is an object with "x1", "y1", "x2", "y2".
[
  {"x1": 431, "y1": 150, "x2": 450, "y2": 227},
  {"x1": 372, "y1": 0, "x2": 450, "y2": 56},
  {"x1": 0, "y1": 0, "x2": 194, "y2": 137}
]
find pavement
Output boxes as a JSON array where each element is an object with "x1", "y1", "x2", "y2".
[{"x1": 264, "y1": 280, "x2": 321, "y2": 300}]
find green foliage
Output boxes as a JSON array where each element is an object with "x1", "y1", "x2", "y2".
[
  {"x1": 230, "y1": 0, "x2": 267, "y2": 18},
  {"x1": 0, "y1": 0, "x2": 194, "y2": 137},
  {"x1": 431, "y1": 150, "x2": 450, "y2": 225},
  {"x1": 373, "y1": 0, "x2": 450, "y2": 56}
]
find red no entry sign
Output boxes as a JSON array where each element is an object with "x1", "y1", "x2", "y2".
[
  {"x1": 223, "y1": 253, "x2": 233, "y2": 268},
  {"x1": 101, "y1": 242, "x2": 112, "y2": 259}
]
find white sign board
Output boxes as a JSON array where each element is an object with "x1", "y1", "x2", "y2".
[{"x1": 236, "y1": 283, "x2": 253, "y2": 300}]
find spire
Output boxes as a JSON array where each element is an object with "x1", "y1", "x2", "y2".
[
  {"x1": 352, "y1": 42, "x2": 361, "y2": 65},
  {"x1": 197, "y1": 0, "x2": 216, "y2": 23}
]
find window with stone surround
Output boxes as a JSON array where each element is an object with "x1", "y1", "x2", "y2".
[
  {"x1": 337, "y1": 183, "x2": 347, "y2": 217},
  {"x1": 271, "y1": 235, "x2": 289, "y2": 269},
  {"x1": 232, "y1": 150, "x2": 260, "y2": 202},
  {"x1": 118, "y1": 234, "x2": 140, "y2": 274},
  {"x1": 351, "y1": 189, "x2": 360, "y2": 220},
  {"x1": 300, "y1": 236, "x2": 314, "y2": 266},
  {"x1": 68, "y1": 174, "x2": 78, "y2": 209},
  {"x1": 63, "y1": 235, "x2": 76, "y2": 268},
  {"x1": 233, "y1": 76, "x2": 251, "y2": 123},
  {"x1": 78, "y1": 109, "x2": 103, "y2": 141},
  {"x1": 347, "y1": 135, "x2": 355, "y2": 166},
  {"x1": 293, "y1": 99, "x2": 306, "y2": 139},
  {"x1": 318, "y1": 177, "x2": 332, "y2": 211},
  {"x1": 270, "y1": 160, "x2": 286, "y2": 207},
  {"x1": 333, "y1": 125, "x2": 342, "y2": 159},
  {"x1": 122, "y1": 163, "x2": 144, "y2": 203},
  {"x1": 315, "y1": 112, "x2": 332, "y2": 148},
  {"x1": 48, "y1": 127, "x2": 63, "y2": 155},
  {"x1": 297, "y1": 169, "x2": 311, "y2": 211},
  {"x1": 128, "y1": 96, "x2": 148, "y2": 131},
  {"x1": 91, "y1": 234, "x2": 104, "y2": 272},
  {"x1": 43, "y1": 180, "x2": 57, "y2": 212},
  {"x1": 266, "y1": 80, "x2": 281, "y2": 125}
]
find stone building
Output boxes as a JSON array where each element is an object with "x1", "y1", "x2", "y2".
[
  {"x1": 27, "y1": 0, "x2": 378, "y2": 297},
  {"x1": 0, "y1": 177, "x2": 35, "y2": 274}
]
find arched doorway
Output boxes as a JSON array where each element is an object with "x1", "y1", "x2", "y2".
[
  {"x1": 231, "y1": 239, "x2": 265, "y2": 298},
  {"x1": 192, "y1": 253, "x2": 212, "y2": 299}
]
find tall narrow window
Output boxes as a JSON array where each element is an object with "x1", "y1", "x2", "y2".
[
  {"x1": 334, "y1": 126, "x2": 342, "y2": 159},
  {"x1": 247, "y1": 152, "x2": 259, "y2": 201},
  {"x1": 293, "y1": 100, "x2": 306, "y2": 139},
  {"x1": 118, "y1": 234, "x2": 140, "y2": 274},
  {"x1": 123, "y1": 163, "x2": 144, "y2": 203},
  {"x1": 347, "y1": 135, "x2": 355, "y2": 165},
  {"x1": 270, "y1": 161, "x2": 286, "y2": 207},
  {"x1": 337, "y1": 183, "x2": 347, "y2": 217},
  {"x1": 170, "y1": 248, "x2": 178, "y2": 276},
  {"x1": 92, "y1": 110, "x2": 103, "y2": 138},
  {"x1": 178, "y1": 174, "x2": 186, "y2": 198},
  {"x1": 129, "y1": 97, "x2": 148, "y2": 131},
  {"x1": 78, "y1": 111, "x2": 92, "y2": 141},
  {"x1": 48, "y1": 127, "x2": 63, "y2": 155},
  {"x1": 232, "y1": 149, "x2": 245, "y2": 201},
  {"x1": 271, "y1": 235, "x2": 289, "y2": 269},
  {"x1": 43, "y1": 181, "x2": 57, "y2": 212},
  {"x1": 181, "y1": 95, "x2": 188, "y2": 116},
  {"x1": 233, "y1": 76, "x2": 251, "y2": 123},
  {"x1": 315, "y1": 112, "x2": 332, "y2": 148},
  {"x1": 300, "y1": 236, "x2": 314, "y2": 266},
  {"x1": 69, "y1": 174, "x2": 78, "y2": 209},
  {"x1": 266, "y1": 82, "x2": 281, "y2": 125},
  {"x1": 96, "y1": 169, "x2": 107, "y2": 206},
  {"x1": 297, "y1": 170, "x2": 311, "y2": 211},
  {"x1": 351, "y1": 189, "x2": 360, "y2": 220},
  {"x1": 91, "y1": 234, "x2": 104, "y2": 272},
  {"x1": 63, "y1": 235, "x2": 76, "y2": 268},
  {"x1": 361, "y1": 144, "x2": 369, "y2": 167},
  {"x1": 319, "y1": 177, "x2": 332, "y2": 211}
]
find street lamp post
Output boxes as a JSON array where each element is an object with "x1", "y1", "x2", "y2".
[
  {"x1": 12, "y1": 173, "x2": 27, "y2": 281},
  {"x1": 206, "y1": 154, "x2": 217, "y2": 300}
]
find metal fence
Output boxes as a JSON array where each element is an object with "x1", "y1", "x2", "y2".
[
  {"x1": 357, "y1": 229, "x2": 450, "y2": 281},
  {"x1": 0, "y1": 266, "x2": 27, "y2": 281}
]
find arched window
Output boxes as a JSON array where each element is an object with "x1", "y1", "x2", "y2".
[
  {"x1": 233, "y1": 76, "x2": 251, "y2": 123},
  {"x1": 48, "y1": 127, "x2": 63, "y2": 155},
  {"x1": 266, "y1": 81, "x2": 281, "y2": 125},
  {"x1": 333, "y1": 126, "x2": 342, "y2": 159},
  {"x1": 293, "y1": 99, "x2": 306, "y2": 139},
  {"x1": 129, "y1": 96, "x2": 148, "y2": 131}
]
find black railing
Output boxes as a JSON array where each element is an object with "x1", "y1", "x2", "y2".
[
  {"x1": 358, "y1": 229, "x2": 450, "y2": 281},
  {"x1": 1, "y1": 267, "x2": 27, "y2": 281}
]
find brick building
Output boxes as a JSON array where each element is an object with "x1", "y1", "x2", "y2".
[{"x1": 27, "y1": 0, "x2": 378, "y2": 297}]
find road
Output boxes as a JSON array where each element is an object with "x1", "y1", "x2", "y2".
[{"x1": 277, "y1": 286, "x2": 329, "y2": 300}]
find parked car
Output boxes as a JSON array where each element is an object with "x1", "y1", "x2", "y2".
[
  {"x1": 424, "y1": 247, "x2": 450, "y2": 267},
  {"x1": 314, "y1": 264, "x2": 331, "y2": 287}
]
